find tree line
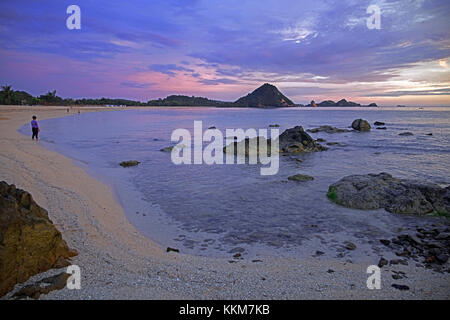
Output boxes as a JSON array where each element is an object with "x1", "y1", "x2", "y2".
[{"x1": 0, "y1": 85, "x2": 236, "y2": 107}]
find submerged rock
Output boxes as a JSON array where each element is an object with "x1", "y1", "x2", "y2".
[
  {"x1": 327, "y1": 173, "x2": 450, "y2": 215},
  {"x1": 119, "y1": 160, "x2": 140, "y2": 167},
  {"x1": 351, "y1": 119, "x2": 371, "y2": 131},
  {"x1": 0, "y1": 181, "x2": 77, "y2": 297},
  {"x1": 307, "y1": 125, "x2": 350, "y2": 134},
  {"x1": 376, "y1": 127, "x2": 387, "y2": 130},
  {"x1": 399, "y1": 132, "x2": 414, "y2": 136},
  {"x1": 374, "y1": 121, "x2": 385, "y2": 126},
  {"x1": 288, "y1": 174, "x2": 314, "y2": 182}
]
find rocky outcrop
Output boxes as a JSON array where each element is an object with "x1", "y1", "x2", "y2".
[
  {"x1": 307, "y1": 125, "x2": 350, "y2": 134},
  {"x1": 277, "y1": 126, "x2": 328, "y2": 153},
  {"x1": 351, "y1": 119, "x2": 371, "y2": 131},
  {"x1": 327, "y1": 173, "x2": 450, "y2": 215},
  {"x1": 223, "y1": 126, "x2": 327, "y2": 156},
  {"x1": 0, "y1": 181, "x2": 77, "y2": 297},
  {"x1": 119, "y1": 160, "x2": 140, "y2": 167}
]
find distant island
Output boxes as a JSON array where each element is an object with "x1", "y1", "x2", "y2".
[
  {"x1": 0, "y1": 83, "x2": 376, "y2": 108},
  {"x1": 304, "y1": 99, "x2": 378, "y2": 107}
]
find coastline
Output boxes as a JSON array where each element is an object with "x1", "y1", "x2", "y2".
[{"x1": 0, "y1": 105, "x2": 449, "y2": 299}]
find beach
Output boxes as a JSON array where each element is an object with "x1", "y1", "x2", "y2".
[{"x1": 0, "y1": 105, "x2": 449, "y2": 300}]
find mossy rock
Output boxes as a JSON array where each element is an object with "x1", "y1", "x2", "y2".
[{"x1": 327, "y1": 186, "x2": 338, "y2": 202}]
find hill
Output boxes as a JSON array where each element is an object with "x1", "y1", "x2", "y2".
[{"x1": 234, "y1": 83, "x2": 295, "y2": 108}]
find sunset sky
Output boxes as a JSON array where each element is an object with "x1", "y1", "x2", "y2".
[{"x1": 0, "y1": 0, "x2": 449, "y2": 105}]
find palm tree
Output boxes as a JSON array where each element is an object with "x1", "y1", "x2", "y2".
[{"x1": 1, "y1": 85, "x2": 13, "y2": 104}]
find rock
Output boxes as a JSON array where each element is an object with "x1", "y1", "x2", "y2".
[
  {"x1": 288, "y1": 174, "x2": 314, "y2": 182},
  {"x1": 315, "y1": 250, "x2": 325, "y2": 256},
  {"x1": 326, "y1": 142, "x2": 341, "y2": 146},
  {"x1": 160, "y1": 146, "x2": 174, "y2": 152},
  {"x1": 307, "y1": 125, "x2": 350, "y2": 134},
  {"x1": 374, "y1": 121, "x2": 385, "y2": 126},
  {"x1": 345, "y1": 242, "x2": 357, "y2": 250},
  {"x1": 223, "y1": 126, "x2": 327, "y2": 156},
  {"x1": 392, "y1": 284, "x2": 409, "y2": 291},
  {"x1": 229, "y1": 247, "x2": 245, "y2": 254},
  {"x1": 390, "y1": 259, "x2": 408, "y2": 266},
  {"x1": 327, "y1": 269, "x2": 335, "y2": 273},
  {"x1": 436, "y1": 254, "x2": 448, "y2": 263},
  {"x1": 378, "y1": 257, "x2": 388, "y2": 268},
  {"x1": 316, "y1": 138, "x2": 327, "y2": 142},
  {"x1": 166, "y1": 247, "x2": 179, "y2": 253},
  {"x1": 277, "y1": 126, "x2": 328, "y2": 153},
  {"x1": 426, "y1": 133, "x2": 433, "y2": 136},
  {"x1": 399, "y1": 132, "x2": 413, "y2": 136},
  {"x1": 327, "y1": 173, "x2": 450, "y2": 215},
  {"x1": 223, "y1": 136, "x2": 272, "y2": 157},
  {"x1": 233, "y1": 253, "x2": 242, "y2": 259},
  {"x1": 13, "y1": 272, "x2": 70, "y2": 299},
  {"x1": 351, "y1": 119, "x2": 371, "y2": 131},
  {"x1": 119, "y1": 160, "x2": 140, "y2": 167},
  {"x1": 160, "y1": 144, "x2": 186, "y2": 153},
  {"x1": 0, "y1": 181, "x2": 77, "y2": 297},
  {"x1": 380, "y1": 239, "x2": 391, "y2": 246},
  {"x1": 208, "y1": 126, "x2": 216, "y2": 129},
  {"x1": 269, "y1": 124, "x2": 280, "y2": 127},
  {"x1": 376, "y1": 127, "x2": 387, "y2": 130}
]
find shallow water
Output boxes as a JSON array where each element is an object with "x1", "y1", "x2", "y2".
[{"x1": 19, "y1": 107, "x2": 450, "y2": 261}]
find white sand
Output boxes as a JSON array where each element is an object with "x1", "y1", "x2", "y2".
[{"x1": 0, "y1": 105, "x2": 448, "y2": 300}]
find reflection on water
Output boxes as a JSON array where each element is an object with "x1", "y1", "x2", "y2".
[{"x1": 20, "y1": 107, "x2": 450, "y2": 259}]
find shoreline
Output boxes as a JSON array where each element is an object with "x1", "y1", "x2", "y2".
[{"x1": 1, "y1": 105, "x2": 449, "y2": 299}]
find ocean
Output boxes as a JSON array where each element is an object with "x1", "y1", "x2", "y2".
[{"x1": 19, "y1": 107, "x2": 450, "y2": 261}]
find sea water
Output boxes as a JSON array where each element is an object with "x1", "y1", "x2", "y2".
[{"x1": 19, "y1": 107, "x2": 450, "y2": 260}]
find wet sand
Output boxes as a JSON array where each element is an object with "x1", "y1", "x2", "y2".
[{"x1": 0, "y1": 105, "x2": 448, "y2": 299}]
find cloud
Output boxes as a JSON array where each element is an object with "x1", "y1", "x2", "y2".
[
  {"x1": 148, "y1": 64, "x2": 194, "y2": 77},
  {"x1": 198, "y1": 78, "x2": 238, "y2": 85}
]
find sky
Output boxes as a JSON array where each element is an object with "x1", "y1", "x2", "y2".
[{"x1": 0, "y1": 0, "x2": 449, "y2": 105}]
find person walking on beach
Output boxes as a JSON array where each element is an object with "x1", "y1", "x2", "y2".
[{"x1": 31, "y1": 115, "x2": 39, "y2": 141}]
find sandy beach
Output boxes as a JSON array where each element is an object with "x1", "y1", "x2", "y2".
[{"x1": 0, "y1": 105, "x2": 449, "y2": 300}]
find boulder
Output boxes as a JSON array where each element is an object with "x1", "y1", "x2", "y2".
[
  {"x1": 327, "y1": 173, "x2": 450, "y2": 215},
  {"x1": 277, "y1": 126, "x2": 328, "y2": 153},
  {"x1": 0, "y1": 181, "x2": 77, "y2": 297},
  {"x1": 223, "y1": 136, "x2": 272, "y2": 157},
  {"x1": 307, "y1": 125, "x2": 350, "y2": 134},
  {"x1": 351, "y1": 119, "x2": 371, "y2": 131}
]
